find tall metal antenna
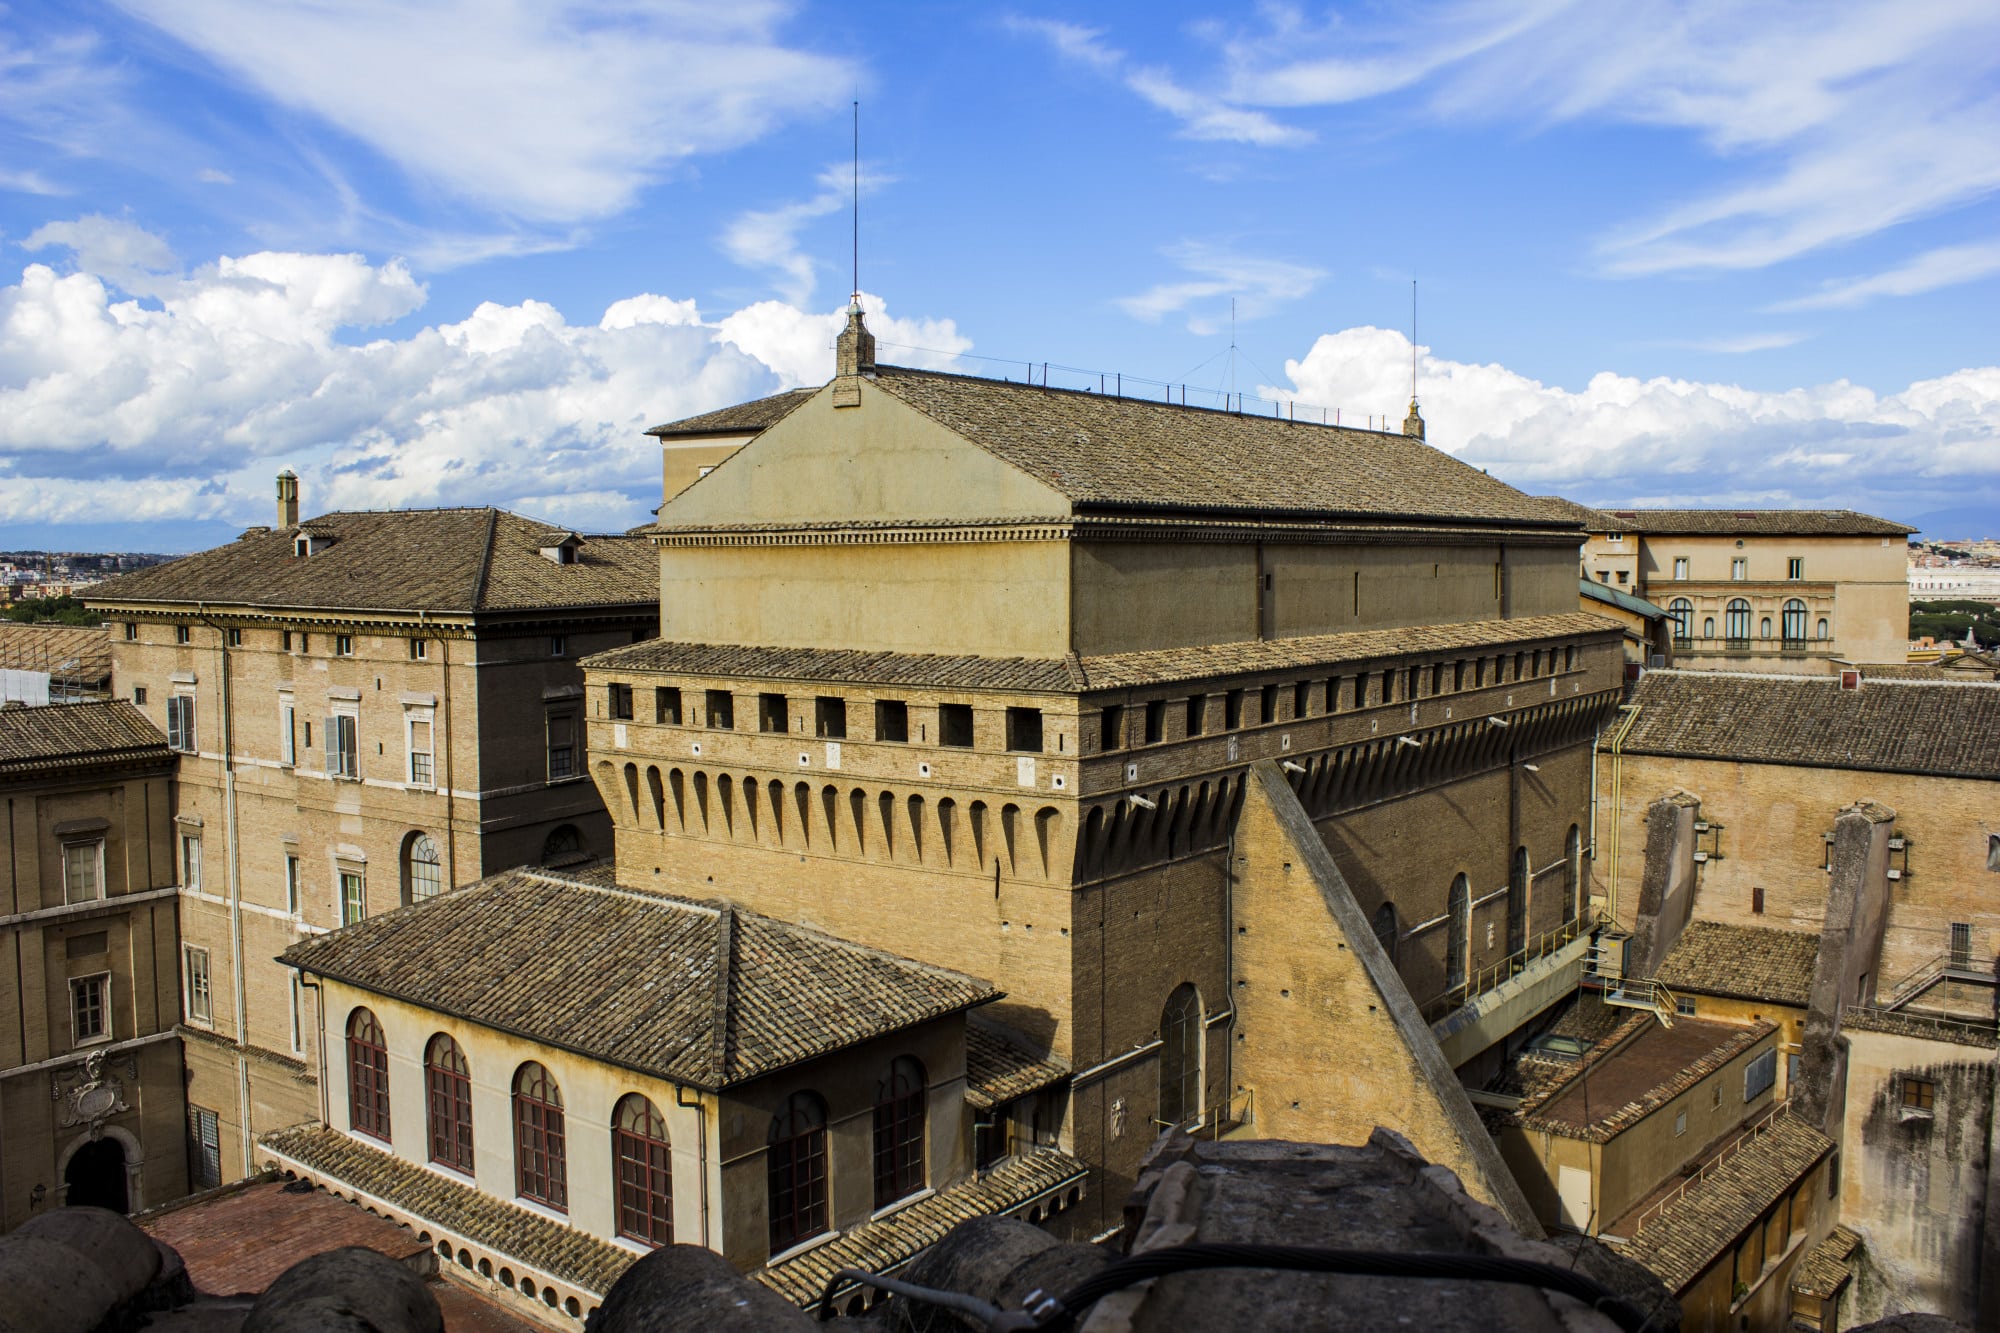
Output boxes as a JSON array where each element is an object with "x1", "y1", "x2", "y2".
[
  {"x1": 1410, "y1": 279, "x2": 1418, "y2": 403},
  {"x1": 851, "y1": 100, "x2": 860, "y2": 304}
]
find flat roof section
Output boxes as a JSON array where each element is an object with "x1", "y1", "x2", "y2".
[{"x1": 1523, "y1": 1017, "x2": 1774, "y2": 1142}]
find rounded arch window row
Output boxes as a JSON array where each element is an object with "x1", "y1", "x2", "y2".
[
  {"x1": 1667, "y1": 597, "x2": 1830, "y2": 646},
  {"x1": 766, "y1": 1053, "x2": 933, "y2": 1258},
  {"x1": 1094, "y1": 641, "x2": 1589, "y2": 755},
  {"x1": 340, "y1": 1009, "x2": 676, "y2": 1247},
  {"x1": 605, "y1": 762, "x2": 1065, "y2": 879}
]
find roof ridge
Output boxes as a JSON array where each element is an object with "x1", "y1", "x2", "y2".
[
  {"x1": 709, "y1": 903, "x2": 736, "y2": 1084},
  {"x1": 469, "y1": 508, "x2": 499, "y2": 610}
]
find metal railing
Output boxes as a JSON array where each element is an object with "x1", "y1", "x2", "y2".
[
  {"x1": 1599, "y1": 977, "x2": 1681, "y2": 1026},
  {"x1": 1631, "y1": 1099, "x2": 1794, "y2": 1234},
  {"x1": 1845, "y1": 1006, "x2": 1999, "y2": 1042},
  {"x1": 1420, "y1": 912, "x2": 1593, "y2": 1023}
]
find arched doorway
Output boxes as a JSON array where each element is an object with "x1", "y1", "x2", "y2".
[{"x1": 65, "y1": 1137, "x2": 129, "y2": 1213}]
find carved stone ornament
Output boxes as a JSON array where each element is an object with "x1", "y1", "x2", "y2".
[{"x1": 51, "y1": 1050, "x2": 135, "y2": 1136}]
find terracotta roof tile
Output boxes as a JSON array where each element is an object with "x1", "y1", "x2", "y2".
[
  {"x1": 1591, "y1": 509, "x2": 1911, "y2": 537},
  {"x1": 261, "y1": 1124, "x2": 633, "y2": 1293},
  {"x1": 964, "y1": 1021, "x2": 1070, "y2": 1112},
  {"x1": 86, "y1": 509, "x2": 656, "y2": 616},
  {"x1": 0, "y1": 699, "x2": 171, "y2": 777},
  {"x1": 1841, "y1": 1006, "x2": 1998, "y2": 1049},
  {"x1": 868, "y1": 366, "x2": 1578, "y2": 528},
  {"x1": 1517, "y1": 1018, "x2": 1776, "y2": 1143},
  {"x1": 1789, "y1": 1225, "x2": 1861, "y2": 1301},
  {"x1": 755, "y1": 1150, "x2": 1089, "y2": 1310},
  {"x1": 1613, "y1": 1111, "x2": 1833, "y2": 1292},
  {"x1": 1620, "y1": 670, "x2": 2000, "y2": 779},
  {"x1": 1655, "y1": 922, "x2": 1820, "y2": 1008},
  {"x1": 0, "y1": 623, "x2": 113, "y2": 682},
  {"x1": 647, "y1": 388, "x2": 816, "y2": 437},
  {"x1": 280, "y1": 868, "x2": 998, "y2": 1089},
  {"x1": 584, "y1": 612, "x2": 1622, "y2": 694}
]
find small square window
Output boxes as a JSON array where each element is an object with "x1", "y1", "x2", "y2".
[
  {"x1": 1293, "y1": 680, "x2": 1312, "y2": 718},
  {"x1": 608, "y1": 683, "x2": 634, "y2": 720},
  {"x1": 1731, "y1": 557, "x2": 1747, "y2": 581},
  {"x1": 227, "y1": 628, "x2": 243, "y2": 647},
  {"x1": 340, "y1": 871, "x2": 366, "y2": 926},
  {"x1": 758, "y1": 693, "x2": 790, "y2": 733},
  {"x1": 706, "y1": 689, "x2": 736, "y2": 730},
  {"x1": 1614, "y1": 570, "x2": 1629, "y2": 585},
  {"x1": 1099, "y1": 705, "x2": 1124, "y2": 751},
  {"x1": 550, "y1": 634, "x2": 568, "y2": 658},
  {"x1": 874, "y1": 699, "x2": 908, "y2": 743},
  {"x1": 1184, "y1": 695, "x2": 1206, "y2": 737},
  {"x1": 1673, "y1": 557, "x2": 1689, "y2": 580},
  {"x1": 1005, "y1": 707, "x2": 1043, "y2": 753},
  {"x1": 1673, "y1": 1109, "x2": 1687, "y2": 1136},
  {"x1": 175, "y1": 624, "x2": 191, "y2": 645},
  {"x1": 1900, "y1": 1077, "x2": 1935, "y2": 1113},
  {"x1": 71, "y1": 973, "x2": 110, "y2": 1044},
  {"x1": 282, "y1": 630, "x2": 293, "y2": 651},
  {"x1": 132, "y1": 686, "x2": 147, "y2": 705},
  {"x1": 815, "y1": 696, "x2": 846, "y2": 738},
  {"x1": 1225, "y1": 690, "x2": 1245, "y2": 729},
  {"x1": 1788, "y1": 557, "x2": 1804, "y2": 580},
  {"x1": 1260, "y1": 683, "x2": 1279, "y2": 724},
  {"x1": 1676, "y1": 997, "x2": 1696, "y2": 1017},
  {"x1": 409, "y1": 638, "x2": 428, "y2": 660},
  {"x1": 335, "y1": 634, "x2": 354, "y2": 656},
  {"x1": 656, "y1": 686, "x2": 683, "y2": 725},
  {"x1": 123, "y1": 622, "x2": 138, "y2": 641},
  {"x1": 939, "y1": 703, "x2": 974, "y2": 748},
  {"x1": 1143, "y1": 699, "x2": 1165, "y2": 745},
  {"x1": 63, "y1": 841, "x2": 103, "y2": 904}
]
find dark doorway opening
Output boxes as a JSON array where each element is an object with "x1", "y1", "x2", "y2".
[{"x1": 65, "y1": 1137, "x2": 129, "y2": 1213}]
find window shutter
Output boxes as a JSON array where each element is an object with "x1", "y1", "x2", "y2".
[{"x1": 324, "y1": 717, "x2": 338, "y2": 774}]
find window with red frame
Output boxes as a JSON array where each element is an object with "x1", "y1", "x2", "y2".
[
  {"x1": 347, "y1": 1008, "x2": 390, "y2": 1141},
  {"x1": 872, "y1": 1056, "x2": 927, "y2": 1209},
  {"x1": 513, "y1": 1062, "x2": 567, "y2": 1210},
  {"x1": 767, "y1": 1091, "x2": 827, "y2": 1254},
  {"x1": 425, "y1": 1034, "x2": 474, "y2": 1172},
  {"x1": 613, "y1": 1094, "x2": 672, "y2": 1246}
]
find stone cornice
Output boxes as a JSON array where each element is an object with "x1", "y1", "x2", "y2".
[{"x1": 649, "y1": 513, "x2": 1583, "y2": 549}]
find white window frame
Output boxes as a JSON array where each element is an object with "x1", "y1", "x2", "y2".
[
  {"x1": 1673, "y1": 557, "x2": 1689, "y2": 580},
  {"x1": 71, "y1": 972, "x2": 111, "y2": 1045},
  {"x1": 285, "y1": 854, "x2": 302, "y2": 915},
  {"x1": 167, "y1": 692, "x2": 197, "y2": 754},
  {"x1": 325, "y1": 708, "x2": 359, "y2": 780},
  {"x1": 405, "y1": 709, "x2": 436, "y2": 789},
  {"x1": 183, "y1": 944, "x2": 213, "y2": 1026},
  {"x1": 279, "y1": 692, "x2": 297, "y2": 767},
  {"x1": 1731, "y1": 557, "x2": 1748, "y2": 581},
  {"x1": 63, "y1": 839, "x2": 105, "y2": 905},
  {"x1": 339, "y1": 868, "x2": 366, "y2": 926},
  {"x1": 181, "y1": 833, "x2": 202, "y2": 893}
]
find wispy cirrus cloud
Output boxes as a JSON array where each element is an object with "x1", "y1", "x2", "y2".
[
  {"x1": 1659, "y1": 331, "x2": 1811, "y2": 355},
  {"x1": 721, "y1": 162, "x2": 893, "y2": 304},
  {"x1": 1117, "y1": 241, "x2": 1326, "y2": 334},
  {"x1": 1771, "y1": 240, "x2": 2000, "y2": 311},
  {"x1": 1005, "y1": 16, "x2": 1310, "y2": 148}
]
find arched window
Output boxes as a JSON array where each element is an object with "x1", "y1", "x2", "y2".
[
  {"x1": 513, "y1": 1063, "x2": 567, "y2": 1211},
  {"x1": 1725, "y1": 599, "x2": 1751, "y2": 646},
  {"x1": 1782, "y1": 599, "x2": 1808, "y2": 646},
  {"x1": 1373, "y1": 902, "x2": 1399, "y2": 964},
  {"x1": 1817, "y1": 617, "x2": 1830, "y2": 641},
  {"x1": 1158, "y1": 983, "x2": 1203, "y2": 1128},
  {"x1": 347, "y1": 1008, "x2": 390, "y2": 1142},
  {"x1": 613, "y1": 1094, "x2": 672, "y2": 1247},
  {"x1": 768, "y1": 1092, "x2": 828, "y2": 1254},
  {"x1": 425, "y1": 1034, "x2": 474, "y2": 1173},
  {"x1": 1564, "y1": 825, "x2": 1582, "y2": 925},
  {"x1": 1507, "y1": 847, "x2": 1530, "y2": 956},
  {"x1": 540, "y1": 824, "x2": 586, "y2": 868},
  {"x1": 1668, "y1": 599, "x2": 1693, "y2": 646},
  {"x1": 402, "y1": 832, "x2": 441, "y2": 905},
  {"x1": 872, "y1": 1056, "x2": 927, "y2": 1209},
  {"x1": 1446, "y1": 874, "x2": 1470, "y2": 991}
]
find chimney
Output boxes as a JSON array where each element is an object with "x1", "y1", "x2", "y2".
[
  {"x1": 831, "y1": 301, "x2": 876, "y2": 409},
  {"x1": 276, "y1": 469, "x2": 300, "y2": 528},
  {"x1": 1402, "y1": 399, "x2": 1426, "y2": 440}
]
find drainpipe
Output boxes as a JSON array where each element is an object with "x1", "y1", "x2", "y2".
[
  {"x1": 197, "y1": 603, "x2": 252, "y2": 1175},
  {"x1": 299, "y1": 972, "x2": 328, "y2": 1126},
  {"x1": 425, "y1": 611, "x2": 460, "y2": 888},
  {"x1": 675, "y1": 1085, "x2": 712, "y2": 1250},
  {"x1": 1604, "y1": 705, "x2": 1642, "y2": 927}
]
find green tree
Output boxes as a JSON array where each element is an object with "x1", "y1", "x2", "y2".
[{"x1": 1, "y1": 595, "x2": 101, "y2": 627}]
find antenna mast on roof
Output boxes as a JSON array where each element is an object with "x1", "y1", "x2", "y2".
[
  {"x1": 851, "y1": 100, "x2": 860, "y2": 307},
  {"x1": 1411, "y1": 279, "x2": 1418, "y2": 403}
]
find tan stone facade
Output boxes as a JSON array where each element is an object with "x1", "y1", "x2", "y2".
[{"x1": 0, "y1": 704, "x2": 188, "y2": 1230}]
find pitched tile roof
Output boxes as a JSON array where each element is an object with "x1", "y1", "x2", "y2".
[
  {"x1": 261, "y1": 1124, "x2": 634, "y2": 1293},
  {"x1": 280, "y1": 868, "x2": 998, "y2": 1090},
  {"x1": 1841, "y1": 1006, "x2": 1998, "y2": 1049},
  {"x1": 867, "y1": 366, "x2": 1578, "y2": 528},
  {"x1": 0, "y1": 700, "x2": 171, "y2": 777},
  {"x1": 1613, "y1": 1111, "x2": 1834, "y2": 1293},
  {"x1": 1620, "y1": 670, "x2": 2000, "y2": 780},
  {"x1": 0, "y1": 623, "x2": 113, "y2": 682},
  {"x1": 1518, "y1": 1018, "x2": 1775, "y2": 1143},
  {"x1": 1590, "y1": 508, "x2": 1911, "y2": 537},
  {"x1": 583, "y1": 612, "x2": 1622, "y2": 694},
  {"x1": 755, "y1": 1150, "x2": 1089, "y2": 1310},
  {"x1": 1535, "y1": 497, "x2": 1620, "y2": 529},
  {"x1": 1858, "y1": 657, "x2": 2000, "y2": 682},
  {"x1": 964, "y1": 1021, "x2": 1071, "y2": 1112},
  {"x1": 1789, "y1": 1225, "x2": 1860, "y2": 1301},
  {"x1": 1655, "y1": 921, "x2": 1820, "y2": 1008},
  {"x1": 85, "y1": 509, "x2": 657, "y2": 616},
  {"x1": 647, "y1": 388, "x2": 816, "y2": 437}
]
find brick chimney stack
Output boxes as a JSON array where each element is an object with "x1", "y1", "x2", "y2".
[
  {"x1": 1403, "y1": 399, "x2": 1426, "y2": 441},
  {"x1": 277, "y1": 469, "x2": 300, "y2": 528},
  {"x1": 832, "y1": 301, "x2": 875, "y2": 408}
]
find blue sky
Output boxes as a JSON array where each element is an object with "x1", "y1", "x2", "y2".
[{"x1": 3, "y1": 0, "x2": 1997, "y2": 551}]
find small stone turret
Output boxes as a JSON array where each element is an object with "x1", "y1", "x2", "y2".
[
  {"x1": 276, "y1": 469, "x2": 300, "y2": 527},
  {"x1": 1403, "y1": 399, "x2": 1425, "y2": 440},
  {"x1": 832, "y1": 301, "x2": 875, "y2": 408}
]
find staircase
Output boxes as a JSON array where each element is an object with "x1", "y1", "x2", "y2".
[{"x1": 1581, "y1": 930, "x2": 1677, "y2": 1027}]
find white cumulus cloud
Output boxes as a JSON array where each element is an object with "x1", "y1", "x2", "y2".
[
  {"x1": 1276, "y1": 326, "x2": 2000, "y2": 518},
  {"x1": 0, "y1": 231, "x2": 968, "y2": 532}
]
